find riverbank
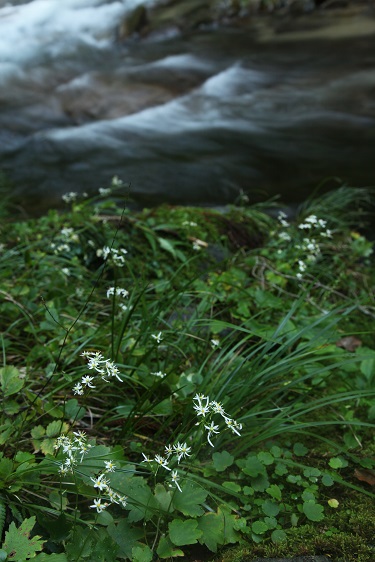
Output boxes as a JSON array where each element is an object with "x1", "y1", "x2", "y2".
[{"x1": 0, "y1": 185, "x2": 374, "y2": 560}]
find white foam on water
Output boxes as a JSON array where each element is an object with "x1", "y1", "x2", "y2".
[{"x1": 0, "y1": 0, "x2": 156, "y2": 69}]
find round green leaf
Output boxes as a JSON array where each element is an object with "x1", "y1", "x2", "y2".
[
  {"x1": 251, "y1": 520, "x2": 268, "y2": 535},
  {"x1": 262, "y1": 500, "x2": 280, "y2": 517},
  {"x1": 303, "y1": 501, "x2": 324, "y2": 521},
  {"x1": 293, "y1": 442, "x2": 308, "y2": 457},
  {"x1": 271, "y1": 529, "x2": 287, "y2": 543}
]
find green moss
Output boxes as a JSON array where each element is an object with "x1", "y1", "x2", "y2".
[{"x1": 219, "y1": 495, "x2": 375, "y2": 562}]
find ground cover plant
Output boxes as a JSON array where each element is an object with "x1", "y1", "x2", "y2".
[{"x1": 0, "y1": 181, "x2": 374, "y2": 561}]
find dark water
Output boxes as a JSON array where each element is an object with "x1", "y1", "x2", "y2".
[{"x1": 0, "y1": 0, "x2": 374, "y2": 213}]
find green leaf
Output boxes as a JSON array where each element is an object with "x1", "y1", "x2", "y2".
[
  {"x1": 360, "y1": 348, "x2": 375, "y2": 381},
  {"x1": 107, "y1": 520, "x2": 143, "y2": 559},
  {"x1": 266, "y1": 484, "x2": 282, "y2": 501},
  {"x1": 271, "y1": 529, "x2": 287, "y2": 543},
  {"x1": 65, "y1": 526, "x2": 94, "y2": 560},
  {"x1": 31, "y1": 426, "x2": 45, "y2": 440},
  {"x1": 154, "y1": 483, "x2": 174, "y2": 513},
  {"x1": 158, "y1": 237, "x2": 177, "y2": 258},
  {"x1": 38, "y1": 514, "x2": 71, "y2": 542},
  {"x1": 250, "y1": 473, "x2": 269, "y2": 492},
  {"x1": 303, "y1": 501, "x2": 324, "y2": 521},
  {"x1": 169, "y1": 519, "x2": 203, "y2": 546},
  {"x1": 3, "y1": 517, "x2": 44, "y2": 560},
  {"x1": 14, "y1": 452, "x2": 35, "y2": 464},
  {"x1": 257, "y1": 451, "x2": 274, "y2": 466},
  {"x1": 212, "y1": 451, "x2": 234, "y2": 472},
  {"x1": 242, "y1": 455, "x2": 265, "y2": 477},
  {"x1": 262, "y1": 500, "x2": 280, "y2": 517},
  {"x1": 251, "y1": 520, "x2": 268, "y2": 535},
  {"x1": 328, "y1": 499, "x2": 339, "y2": 508},
  {"x1": 157, "y1": 536, "x2": 184, "y2": 558},
  {"x1": 329, "y1": 457, "x2": 348, "y2": 469},
  {"x1": 0, "y1": 366, "x2": 24, "y2": 397},
  {"x1": 293, "y1": 442, "x2": 308, "y2": 457},
  {"x1": 0, "y1": 458, "x2": 13, "y2": 481},
  {"x1": 109, "y1": 474, "x2": 157, "y2": 522},
  {"x1": 64, "y1": 399, "x2": 86, "y2": 420},
  {"x1": 222, "y1": 481, "x2": 241, "y2": 493},
  {"x1": 46, "y1": 420, "x2": 68, "y2": 438},
  {"x1": 321, "y1": 474, "x2": 334, "y2": 486},
  {"x1": 48, "y1": 490, "x2": 68, "y2": 511},
  {"x1": 197, "y1": 512, "x2": 225, "y2": 552},
  {"x1": 172, "y1": 481, "x2": 207, "y2": 517},
  {"x1": 132, "y1": 544, "x2": 153, "y2": 562}
]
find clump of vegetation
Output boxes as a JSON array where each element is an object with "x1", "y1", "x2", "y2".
[{"x1": 0, "y1": 180, "x2": 373, "y2": 561}]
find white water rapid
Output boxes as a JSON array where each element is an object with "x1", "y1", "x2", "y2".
[{"x1": 0, "y1": 0, "x2": 374, "y2": 211}]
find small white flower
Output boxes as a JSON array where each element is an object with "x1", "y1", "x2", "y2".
[
  {"x1": 72, "y1": 383, "x2": 84, "y2": 395},
  {"x1": 224, "y1": 417, "x2": 242, "y2": 436},
  {"x1": 151, "y1": 371, "x2": 166, "y2": 378},
  {"x1": 164, "y1": 444, "x2": 173, "y2": 458},
  {"x1": 173, "y1": 442, "x2": 191, "y2": 463},
  {"x1": 151, "y1": 332, "x2": 163, "y2": 344},
  {"x1": 61, "y1": 267, "x2": 71, "y2": 276},
  {"x1": 211, "y1": 339, "x2": 220, "y2": 348},
  {"x1": 171, "y1": 470, "x2": 182, "y2": 492},
  {"x1": 111, "y1": 176, "x2": 123, "y2": 187},
  {"x1": 90, "y1": 498, "x2": 108, "y2": 513},
  {"x1": 141, "y1": 453, "x2": 153, "y2": 463},
  {"x1": 154, "y1": 455, "x2": 171, "y2": 470},
  {"x1": 204, "y1": 421, "x2": 220, "y2": 447},
  {"x1": 210, "y1": 401, "x2": 227, "y2": 417},
  {"x1": 81, "y1": 375, "x2": 96, "y2": 388},
  {"x1": 117, "y1": 494, "x2": 128, "y2": 507},
  {"x1": 104, "y1": 460, "x2": 116, "y2": 473},
  {"x1": 91, "y1": 473, "x2": 110, "y2": 491},
  {"x1": 193, "y1": 393, "x2": 210, "y2": 417}
]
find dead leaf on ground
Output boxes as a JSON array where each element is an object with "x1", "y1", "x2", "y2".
[
  {"x1": 336, "y1": 336, "x2": 362, "y2": 352},
  {"x1": 353, "y1": 468, "x2": 375, "y2": 486}
]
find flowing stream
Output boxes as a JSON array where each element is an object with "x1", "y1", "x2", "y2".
[{"x1": 1, "y1": 0, "x2": 375, "y2": 212}]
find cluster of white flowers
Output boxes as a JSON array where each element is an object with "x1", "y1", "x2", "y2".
[
  {"x1": 99, "y1": 187, "x2": 112, "y2": 196},
  {"x1": 277, "y1": 211, "x2": 290, "y2": 228},
  {"x1": 141, "y1": 394, "x2": 242, "y2": 493},
  {"x1": 151, "y1": 371, "x2": 167, "y2": 378},
  {"x1": 89, "y1": 465, "x2": 127, "y2": 513},
  {"x1": 72, "y1": 351, "x2": 122, "y2": 395},
  {"x1": 62, "y1": 192, "x2": 78, "y2": 203},
  {"x1": 111, "y1": 176, "x2": 123, "y2": 187},
  {"x1": 107, "y1": 286, "x2": 130, "y2": 312},
  {"x1": 193, "y1": 394, "x2": 242, "y2": 447},
  {"x1": 276, "y1": 213, "x2": 333, "y2": 280},
  {"x1": 142, "y1": 442, "x2": 192, "y2": 492},
  {"x1": 55, "y1": 433, "x2": 127, "y2": 513},
  {"x1": 96, "y1": 246, "x2": 128, "y2": 267},
  {"x1": 54, "y1": 431, "x2": 93, "y2": 476},
  {"x1": 50, "y1": 227, "x2": 80, "y2": 255}
]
